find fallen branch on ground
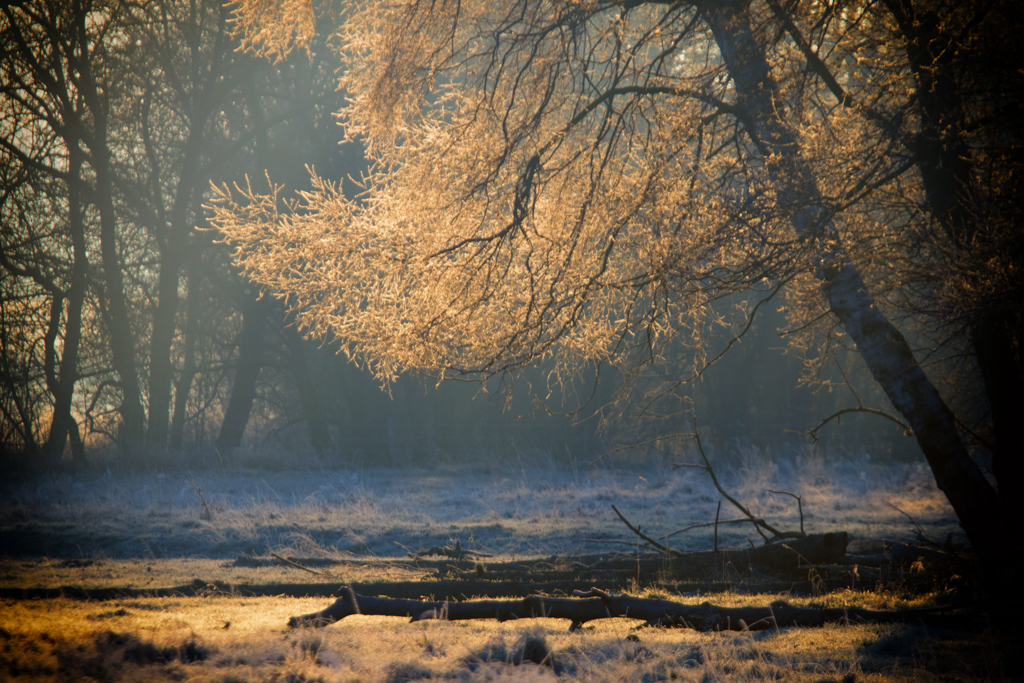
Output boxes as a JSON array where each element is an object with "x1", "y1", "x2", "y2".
[
  {"x1": 611, "y1": 504, "x2": 848, "y2": 570},
  {"x1": 288, "y1": 586, "x2": 971, "y2": 632},
  {"x1": 412, "y1": 539, "x2": 493, "y2": 560},
  {"x1": 612, "y1": 419, "x2": 807, "y2": 549},
  {"x1": 271, "y1": 553, "x2": 323, "y2": 575}
]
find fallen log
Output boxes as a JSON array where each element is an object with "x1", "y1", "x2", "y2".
[
  {"x1": 0, "y1": 575, "x2": 886, "y2": 602},
  {"x1": 236, "y1": 532, "x2": 849, "y2": 584},
  {"x1": 0, "y1": 579, "x2": 604, "y2": 602},
  {"x1": 288, "y1": 585, "x2": 968, "y2": 632}
]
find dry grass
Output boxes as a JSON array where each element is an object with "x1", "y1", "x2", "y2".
[
  {"x1": 0, "y1": 594, "x2": 1014, "y2": 682},
  {"x1": 0, "y1": 451, "x2": 1012, "y2": 681}
]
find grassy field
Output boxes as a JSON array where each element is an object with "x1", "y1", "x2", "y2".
[{"x1": 0, "y1": 449, "x2": 1014, "y2": 681}]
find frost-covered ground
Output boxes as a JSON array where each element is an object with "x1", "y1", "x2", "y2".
[{"x1": 0, "y1": 447, "x2": 961, "y2": 567}]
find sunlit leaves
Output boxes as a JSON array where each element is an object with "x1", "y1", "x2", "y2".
[{"x1": 213, "y1": 0, "x2": 933, "y2": 396}]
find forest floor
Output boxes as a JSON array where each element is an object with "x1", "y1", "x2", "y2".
[{"x1": 0, "y1": 450, "x2": 1015, "y2": 681}]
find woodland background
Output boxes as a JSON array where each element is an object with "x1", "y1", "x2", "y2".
[{"x1": 0, "y1": 0, "x2": 917, "y2": 471}]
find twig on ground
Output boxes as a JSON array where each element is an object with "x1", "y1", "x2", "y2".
[
  {"x1": 190, "y1": 480, "x2": 214, "y2": 521},
  {"x1": 663, "y1": 516, "x2": 770, "y2": 539},
  {"x1": 685, "y1": 418, "x2": 781, "y2": 540},
  {"x1": 611, "y1": 418, "x2": 807, "y2": 551},
  {"x1": 580, "y1": 538, "x2": 659, "y2": 550},
  {"x1": 271, "y1": 552, "x2": 323, "y2": 575},
  {"x1": 412, "y1": 539, "x2": 493, "y2": 560}
]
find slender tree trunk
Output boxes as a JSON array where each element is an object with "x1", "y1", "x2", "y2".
[
  {"x1": 169, "y1": 264, "x2": 202, "y2": 452},
  {"x1": 85, "y1": 101, "x2": 147, "y2": 461},
  {"x1": 146, "y1": 176, "x2": 192, "y2": 452},
  {"x1": 699, "y1": 0, "x2": 1009, "y2": 577},
  {"x1": 282, "y1": 317, "x2": 331, "y2": 457},
  {"x1": 43, "y1": 152, "x2": 88, "y2": 465},
  {"x1": 216, "y1": 290, "x2": 269, "y2": 451},
  {"x1": 239, "y1": 61, "x2": 332, "y2": 458},
  {"x1": 146, "y1": 253, "x2": 181, "y2": 451},
  {"x1": 147, "y1": 3, "x2": 230, "y2": 452},
  {"x1": 95, "y1": 165, "x2": 146, "y2": 458}
]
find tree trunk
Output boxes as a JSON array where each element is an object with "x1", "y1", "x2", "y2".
[
  {"x1": 886, "y1": 0, "x2": 1024, "y2": 501},
  {"x1": 145, "y1": 244, "x2": 182, "y2": 453},
  {"x1": 971, "y1": 316, "x2": 1024, "y2": 496},
  {"x1": 216, "y1": 290, "x2": 269, "y2": 451},
  {"x1": 43, "y1": 150, "x2": 88, "y2": 465},
  {"x1": 169, "y1": 264, "x2": 203, "y2": 452},
  {"x1": 282, "y1": 317, "x2": 332, "y2": 456},
  {"x1": 146, "y1": 3, "x2": 230, "y2": 452},
  {"x1": 84, "y1": 81, "x2": 147, "y2": 461},
  {"x1": 698, "y1": 0, "x2": 1009, "y2": 579}
]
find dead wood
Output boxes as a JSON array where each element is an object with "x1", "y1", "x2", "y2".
[
  {"x1": 411, "y1": 539, "x2": 493, "y2": 560},
  {"x1": 271, "y1": 552, "x2": 323, "y2": 575},
  {"x1": 246, "y1": 534, "x2": 849, "y2": 587},
  {"x1": 689, "y1": 426, "x2": 781, "y2": 540},
  {"x1": 287, "y1": 585, "x2": 973, "y2": 631},
  {"x1": 616, "y1": 419, "x2": 807, "y2": 549},
  {"x1": 0, "y1": 578, "x2": 735, "y2": 602},
  {"x1": 611, "y1": 502, "x2": 848, "y2": 571}
]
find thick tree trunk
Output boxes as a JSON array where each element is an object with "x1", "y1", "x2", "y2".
[
  {"x1": 699, "y1": 1, "x2": 1009, "y2": 578},
  {"x1": 971, "y1": 316, "x2": 1024, "y2": 495},
  {"x1": 887, "y1": 0, "x2": 1024, "y2": 500},
  {"x1": 216, "y1": 290, "x2": 269, "y2": 451}
]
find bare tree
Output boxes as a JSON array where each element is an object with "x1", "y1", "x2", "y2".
[
  {"x1": 2, "y1": 0, "x2": 143, "y2": 459},
  {"x1": 2, "y1": 0, "x2": 354, "y2": 463}
]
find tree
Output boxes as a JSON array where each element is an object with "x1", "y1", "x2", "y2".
[
  {"x1": 1, "y1": 0, "x2": 143, "y2": 460},
  {"x1": 1, "y1": 0, "x2": 353, "y2": 464},
  {"x1": 882, "y1": 0, "x2": 1023, "y2": 508},
  {"x1": 213, "y1": 0, "x2": 1022, "y2": 578}
]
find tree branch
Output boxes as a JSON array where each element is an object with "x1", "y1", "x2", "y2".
[
  {"x1": 806, "y1": 406, "x2": 915, "y2": 442},
  {"x1": 611, "y1": 504, "x2": 685, "y2": 557}
]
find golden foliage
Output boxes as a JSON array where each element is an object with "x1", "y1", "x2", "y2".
[{"x1": 212, "y1": 0, "x2": 1013, "y2": 403}]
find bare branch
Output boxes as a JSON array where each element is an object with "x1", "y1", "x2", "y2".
[
  {"x1": 610, "y1": 504, "x2": 684, "y2": 557},
  {"x1": 689, "y1": 418, "x2": 781, "y2": 539},
  {"x1": 767, "y1": 490, "x2": 804, "y2": 536},
  {"x1": 806, "y1": 406, "x2": 915, "y2": 442},
  {"x1": 590, "y1": 432, "x2": 696, "y2": 467}
]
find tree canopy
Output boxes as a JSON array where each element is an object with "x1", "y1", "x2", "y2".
[{"x1": 211, "y1": 0, "x2": 1022, "y2": 580}]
